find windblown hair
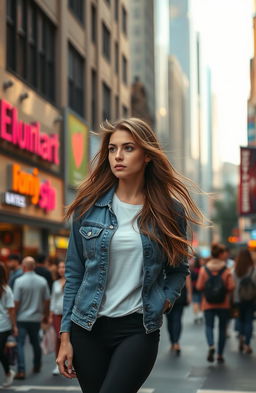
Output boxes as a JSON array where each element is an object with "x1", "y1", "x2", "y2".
[
  {"x1": 0, "y1": 262, "x2": 8, "y2": 299},
  {"x1": 235, "y1": 248, "x2": 254, "y2": 278},
  {"x1": 66, "y1": 118, "x2": 204, "y2": 265}
]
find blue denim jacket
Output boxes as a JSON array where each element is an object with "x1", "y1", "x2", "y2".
[{"x1": 60, "y1": 187, "x2": 189, "y2": 334}]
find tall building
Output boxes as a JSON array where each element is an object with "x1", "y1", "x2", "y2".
[
  {"x1": 169, "y1": 0, "x2": 214, "y2": 252},
  {"x1": 0, "y1": 0, "x2": 130, "y2": 259},
  {"x1": 167, "y1": 56, "x2": 187, "y2": 174},
  {"x1": 128, "y1": 0, "x2": 155, "y2": 127}
]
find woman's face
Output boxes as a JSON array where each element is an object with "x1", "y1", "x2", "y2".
[
  {"x1": 58, "y1": 261, "x2": 65, "y2": 277},
  {"x1": 108, "y1": 130, "x2": 150, "y2": 180}
]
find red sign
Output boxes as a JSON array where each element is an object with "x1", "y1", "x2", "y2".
[
  {"x1": 0, "y1": 99, "x2": 59, "y2": 165},
  {"x1": 239, "y1": 147, "x2": 256, "y2": 215}
]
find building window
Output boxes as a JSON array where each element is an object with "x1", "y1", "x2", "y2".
[
  {"x1": 115, "y1": 95, "x2": 119, "y2": 119},
  {"x1": 91, "y1": 69, "x2": 97, "y2": 130},
  {"x1": 122, "y1": 105, "x2": 128, "y2": 118},
  {"x1": 91, "y1": 4, "x2": 97, "y2": 44},
  {"x1": 122, "y1": 55, "x2": 127, "y2": 85},
  {"x1": 115, "y1": 42, "x2": 119, "y2": 74},
  {"x1": 102, "y1": 82, "x2": 111, "y2": 120},
  {"x1": 68, "y1": 44, "x2": 85, "y2": 117},
  {"x1": 68, "y1": 0, "x2": 84, "y2": 24},
  {"x1": 114, "y1": 0, "x2": 119, "y2": 22},
  {"x1": 6, "y1": 0, "x2": 56, "y2": 102},
  {"x1": 102, "y1": 23, "x2": 111, "y2": 62},
  {"x1": 122, "y1": 6, "x2": 127, "y2": 35}
]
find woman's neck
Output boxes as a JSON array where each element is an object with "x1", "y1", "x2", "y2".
[{"x1": 115, "y1": 179, "x2": 145, "y2": 205}]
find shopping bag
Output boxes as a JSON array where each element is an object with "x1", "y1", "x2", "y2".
[{"x1": 41, "y1": 325, "x2": 56, "y2": 355}]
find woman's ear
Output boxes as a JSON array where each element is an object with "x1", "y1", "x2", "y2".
[{"x1": 145, "y1": 155, "x2": 151, "y2": 164}]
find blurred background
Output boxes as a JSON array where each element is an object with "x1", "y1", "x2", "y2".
[{"x1": 0, "y1": 0, "x2": 255, "y2": 260}]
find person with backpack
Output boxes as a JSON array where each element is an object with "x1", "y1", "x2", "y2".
[
  {"x1": 232, "y1": 248, "x2": 256, "y2": 354},
  {"x1": 196, "y1": 243, "x2": 235, "y2": 364}
]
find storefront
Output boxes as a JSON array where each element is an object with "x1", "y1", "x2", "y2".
[{"x1": 0, "y1": 97, "x2": 67, "y2": 260}]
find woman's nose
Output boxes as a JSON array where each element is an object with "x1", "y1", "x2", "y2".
[{"x1": 115, "y1": 149, "x2": 123, "y2": 160}]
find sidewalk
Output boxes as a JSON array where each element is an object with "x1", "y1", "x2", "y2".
[
  {"x1": 143, "y1": 306, "x2": 256, "y2": 393},
  {"x1": 1, "y1": 307, "x2": 255, "y2": 392}
]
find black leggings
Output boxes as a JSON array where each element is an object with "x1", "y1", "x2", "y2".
[
  {"x1": 0, "y1": 330, "x2": 12, "y2": 374},
  {"x1": 70, "y1": 314, "x2": 160, "y2": 393}
]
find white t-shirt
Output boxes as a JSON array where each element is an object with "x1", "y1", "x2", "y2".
[
  {"x1": 98, "y1": 193, "x2": 144, "y2": 317},
  {"x1": 50, "y1": 280, "x2": 64, "y2": 315},
  {"x1": 0, "y1": 285, "x2": 14, "y2": 332}
]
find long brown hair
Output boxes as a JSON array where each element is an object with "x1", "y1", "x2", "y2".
[
  {"x1": 0, "y1": 262, "x2": 8, "y2": 298},
  {"x1": 235, "y1": 248, "x2": 254, "y2": 277},
  {"x1": 66, "y1": 118, "x2": 204, "y2": 265}
]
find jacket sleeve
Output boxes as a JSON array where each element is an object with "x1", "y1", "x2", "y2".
[
  {"x1": 60, "y1": 213, "x2": 85, "y2": 333},
  {"x1": 163, "y1": 205, "x2": 190, "y2": 309}
]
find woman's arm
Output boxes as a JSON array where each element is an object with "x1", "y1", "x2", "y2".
[
  {"x1": 57, "y1": 214, "x2": 85, "y2": 378},
  {"x1": 60, "y1": 215, "x2": 85, "y2": 334},
  {"x1": 7, "y1": 307, "x2": 18, "y2": 336}
]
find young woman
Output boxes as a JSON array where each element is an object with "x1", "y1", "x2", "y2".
[
  {"x1": 232, "y1": 248, "x2": 256, "y2": 354},
  {"x1": 56, "y1": 118, "x2": 202, "y2": 393},
  {"x1": 49, "y1": 260, "x2": 65, "y2": 375},
  {"x1": 196, "y1": 243, "x2": 235, "y2": 364},
  {"x1": 0, "y1": 262, "x2": 18, "y2": 387}
]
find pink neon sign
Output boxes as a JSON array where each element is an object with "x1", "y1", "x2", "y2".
[{"x1": 0, "y1": 99, "x2": 60, "y2": 165}]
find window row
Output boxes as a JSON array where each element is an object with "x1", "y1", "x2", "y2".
[
  {"x1": 6, "y1": 0, "x2": 129, "y2": 118},
  {"x1": 69, "y1": 0, "x2": 127, "y2": 36}
]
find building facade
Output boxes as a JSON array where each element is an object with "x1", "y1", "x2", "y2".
[
  {"x1": 128, "y1": 0, "x2": 155, "y2": 127},
  {"x1": 0, "y1": 0, "x2": 130, "y2": 259}
]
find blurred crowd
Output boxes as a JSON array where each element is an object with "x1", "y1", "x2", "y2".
[
  {"x1": 0, "y1": 253, "x2": 65, "y2": 388},
  {"x1": 0, "y1": 244, "x2": 256, "y2": 388}
]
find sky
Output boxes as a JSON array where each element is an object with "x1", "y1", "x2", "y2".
[{"x1": 193, "y1": 0, "x2": 254, "y2": 165}]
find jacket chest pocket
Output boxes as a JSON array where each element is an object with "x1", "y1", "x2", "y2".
[{"x1": 79, "y1": 226, "x2": 103, "y2": 259}]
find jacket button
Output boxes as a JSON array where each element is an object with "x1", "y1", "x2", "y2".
[
  {"x1": 87, "y1": 231, "x2": 92, "y2": 236},
  {"x1": 109, "y1": 225, "x2": 114, "y2": 229},
  {"x1": 88, "y1": 322, "x2": 92, "y2": 326}
]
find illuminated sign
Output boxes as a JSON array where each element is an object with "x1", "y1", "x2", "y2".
[
  {"x1": 6, "y1": 163, "x2": 56, "y2": 212},
  {"x1": 0, "y1": 99, "x2": 60, "y2": 165},
  {"x1": 2, "y1": 192, "x2": 26, "y2": 207}
]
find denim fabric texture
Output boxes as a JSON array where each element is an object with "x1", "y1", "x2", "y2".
[{"x1": 60, "y1": 187, "x2": 189, "y2": 334}]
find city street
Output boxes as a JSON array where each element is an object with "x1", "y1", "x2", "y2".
[{"x1": 1, "y1": 307, "x2": 255, "y2": 393}]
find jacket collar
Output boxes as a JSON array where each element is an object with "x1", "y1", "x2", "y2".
[{"x1": 94, "y1": 186, "x2": 116, "y2": 207}]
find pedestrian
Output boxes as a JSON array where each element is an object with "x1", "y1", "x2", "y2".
[
  {"x1": 196, "y1": 243, "x2": 235, "y2": 364},
  {"x1": 56, "y1": 118, "x2": 203, "y2": 393},
  {"x1": 13, "y1": 256, "x2": 50, "y2": 379},
  {"x1": 6, "y1": 254, "x2": 23, "y2": 290},
  {"x1": 190, "y1": 254, "x2": 203, "y2": 324},
  {"x1": 232, "y1": 248, "x2": 256, "y2": 354},
  {"x1": 165, "y1": 275, "x2": 192, "y2": 355},
  {"x1": 35, "y1": 254, "x2": 53, "y2": 292},
  {"x1": 49, "y1": 260, "x2": 65, "y2": 376},
  {"x1": 0, "y1": 261, "x2": 17, "y2": 388}
]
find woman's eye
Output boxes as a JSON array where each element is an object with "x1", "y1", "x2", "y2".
[
  {"x1": 125, "y1": 146, "x2": 134, "y2": 152},
  {"x1": 108, "y1": 147, "x2": 116, "y2": 153}
]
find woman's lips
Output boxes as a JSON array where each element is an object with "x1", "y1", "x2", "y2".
[{"x1": 114, "y1": 165, "x2": 126, "y2": 170}]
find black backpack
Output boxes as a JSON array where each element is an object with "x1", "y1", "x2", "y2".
[
  {"x1": 238, "y1": 268, "x2": 256, "y2": 302},
  {"x1": 204, "y1": 266, "x2": 227, "y2": 304}
]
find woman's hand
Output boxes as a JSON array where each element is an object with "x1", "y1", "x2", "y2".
[{"x1": 56, "y1": 335, "x2": 76, "y2": 379}]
